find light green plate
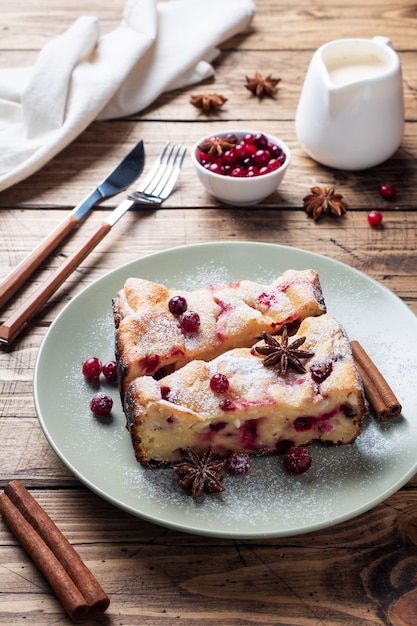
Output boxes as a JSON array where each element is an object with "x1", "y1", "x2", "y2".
[{"x1": 34, "y1": 242, "x2": 417, "y2": 538}]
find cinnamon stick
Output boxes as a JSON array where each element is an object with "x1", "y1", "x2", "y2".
[
  {"x1": 350, "y1": 340, "x2": 402, "y2": 421},
  {"x1": 0, "y1": 481, "x2": 109, "y2": 622}
]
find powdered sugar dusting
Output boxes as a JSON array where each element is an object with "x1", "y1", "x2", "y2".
[{"x1": 34, "y1": 243, "x2": 417, "y2": 538}]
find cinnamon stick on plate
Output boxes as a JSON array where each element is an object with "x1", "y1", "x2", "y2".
[
  {"x1": 350, "y1": 340, "x2": 402, "y2": 421},
  {"x1": 0, "y1": 480, "x2": 109, "y2": 623}
]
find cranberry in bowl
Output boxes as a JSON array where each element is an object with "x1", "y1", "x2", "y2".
[{"x1": 191, "y1": 130, "x2": 291, "y2": 206}]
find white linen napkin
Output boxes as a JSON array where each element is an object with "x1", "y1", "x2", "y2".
[{"x1": 0, "y1": 0, "x2": 255, "y2": 192}]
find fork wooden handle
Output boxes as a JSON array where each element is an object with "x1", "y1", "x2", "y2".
[
  {"x1": 0, "y1": 214, "x2": 79, "y2": 311},
  {"x1": 0, "y1": 221, "x2": 111, "y2": 346}
]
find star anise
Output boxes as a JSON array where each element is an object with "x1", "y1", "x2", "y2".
[
  {"x1": 245, "y1": 72, "x2": 281, "y2": 98},
  {"x1": 174, "y1": 447, "x2": 226, "y2": 499},
  {"x1": 198, "y1": 135, "x2": 237, "y2": 157},
  {"x1": 303, "y1": 186, "x2": 347, "y2": 221},
  {"x1": 190, "y1": 93, "x2": 228, "y2": 113},
  {"x1": 255, "y1": 326, "x2": 314, "y2": 375}
]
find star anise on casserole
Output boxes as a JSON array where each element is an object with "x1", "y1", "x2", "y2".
[
  {"x1": 245, "y1": 72, "x2": 281, "y2": 98},
  {"x1": 255, "y1": 326, "x2": 314, "y2": 375},
  {"x1": 303, "y1": 186, "x2": 347, "y2": 221},
  {"x1": 190, "y1": 93, "x2": 228, "y2": 113},
  {"x1": 174, "y1": 447, "x2": 226, "y2": 499},
  {"x1": 198, "y1": 134, "x2": 238, "y2": 157}
]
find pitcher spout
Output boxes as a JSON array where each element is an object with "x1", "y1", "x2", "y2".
[{"x1": 327, "y1": 82, "x2": 363, "y2": 119}]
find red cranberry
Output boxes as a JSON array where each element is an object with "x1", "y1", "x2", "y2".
[
  {"x1": 160, "y1": 386, "x2": 171, "y2": 400},
  {"x1": 82, "y1": 357, "x2": 102, "y2": 381},
  {"x1": 341, "y1": 403, "x2": 357, "y2": 417},
  {"x1": 102, "y1": 360, "x2": 117, "y2": 383},
  {"x1": 253, "y1": 149, "x2": 271, "y2": 168},
  {"x1": 264, "y1": 158, "x2": 280, "y2": 173},
  {"x1": 222, "y1": 150, "x2": 237, "y2": 167},
  {"x1": 210, "y1": 373, "x2": 229, "y2": 393},
  {"x1": 234, "y1": 143, "x2": 249, "y2": 161},
  {"x1": 90, "y1": 392, "x2": 113, "y2": 416},
  {"x1": 283, "y1": 447, "x2": 312, "y2": 474},
  {"x1": 169, "y1": 295, "x2": 187, "y2": 315},
  {"x1": 226, "y1": 452, "x2": 251, "y2": 475},
  {"x1": 230, "y1": 166, "x2": 247, "y2": 178},
  {"x1": 253, "y1": 133, "x2": 269, "y2": 149},
  {"x1": 144, "y1": 355, "x2": 161, "y2": 373},
  {"x1": 379, "y1": 183, "x2": 396, "y2": 200},
  {"x1": 225, "y1": 133, "x2": 238, "y2": 144},
  {"x1": 208, "y1": 162, "x2": 225, "y2": 175},
  {"x1": 219, "y1": 398, "x2": 235, "y2": 411},
  {"x1": 246, "y1": 165, "x2": 260, "y2": 177},
  {"x1": 310, "y1": 361, "x2": 333, "y2": 384},
  {"x1": 243, "y1": 133, "x2": 255, "y2": 144},
  {"x1": 367, "y1": 210, "x2": 383, "y2": 227},
  {"x1": 179, "y1": 310, "x2": 200, "y2": 334},
  {"x1": 244, "y1": 143, "x2": 257, "y2": 157},
  {"x1": 269, "y1": 144, "x2": 283, "y2": 159},
  {"x1": 294, "y1": 417, "x2": 313, "y2": 431},
  {"x1": 240, "y1": 419, "x2": 258, "y2": 448}
]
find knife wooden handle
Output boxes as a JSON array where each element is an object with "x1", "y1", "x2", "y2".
[
  {"x1": 0, "y1": 221, "x2": 111, "y2": 346},
  {"x1": 0, "y1": 214, "x2": 80, "y2": 310}
]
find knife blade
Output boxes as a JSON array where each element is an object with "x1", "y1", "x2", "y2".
[{"x1": 0, "y1": 140, "x2": 145, "y2": 310}]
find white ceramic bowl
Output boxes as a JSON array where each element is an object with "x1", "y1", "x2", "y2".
[{"x1": 191, "y1": 129, "x2": 291, "y2": 206}]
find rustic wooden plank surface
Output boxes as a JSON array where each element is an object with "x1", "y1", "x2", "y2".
[{"x1": 1, "y1": 0, "x2": 417, "y2": 624}]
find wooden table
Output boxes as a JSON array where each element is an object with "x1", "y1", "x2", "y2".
[{"x1": 1, "y1": 1, "x2": 417, "y2": 624}]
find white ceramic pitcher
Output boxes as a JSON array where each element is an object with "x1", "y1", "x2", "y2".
[{"x1": 295, "y1": 36, "x2": 404, "y2": 170}]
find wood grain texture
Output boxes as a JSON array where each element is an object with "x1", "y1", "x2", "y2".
[
  {"x1": 1, "y1": 488, "x2": 417, "y2": 625},
  {"x1": 1, "y1": 0, "x2": 417, "y2": 624}
]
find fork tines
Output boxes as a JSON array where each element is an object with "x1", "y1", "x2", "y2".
[{"x1": 128, "y1": 142, "x2": 186, "y2": 205}]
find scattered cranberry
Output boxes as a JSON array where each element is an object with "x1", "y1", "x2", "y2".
[
  {"x1": 197, "y1": 133, "x2": 286, "y2": 179},
  {"x1": 226, "y1": 452, "x2": 251, "y2": 475},
  {"x1": 367, "y1": 210, "x2": 383, "y2": 227},
  {"x1": 168, "y1": 295, "x2": 187, "y2": 315},
  {"x1": 379, "y1": 183, "x2": 396, "y2": 200},
  {"x1": 90, "y1": 392, "x2": 113, "y2": 416},
  {"x1": 82, "y1": 357, "x2": 102, "y2": 381},
  {"x1": 283, "y1": 447, "x2": 312, "y2": 474},
  {"x1": 179, "y1": 310, "x2": 200, "y2": 335},
  {"x1": 102, "y1": 360, "x2": 117, "y2": 383},
  {"x1": 210, "y1": 373, "x2": 229, "y2": 393}
]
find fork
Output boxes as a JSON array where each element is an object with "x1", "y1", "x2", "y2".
[
  {"x1": 0, "y1": 143, "x2": 186, "y2": 346},
  {"x1": 128, "y1": 142, "x2": 186, "y2": 206}
]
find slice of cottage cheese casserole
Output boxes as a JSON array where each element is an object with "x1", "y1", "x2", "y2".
[
  {"x1": 124, "y1": 314, "x2": 366, "y2": 467},
  {"x1": 113, "y1": 269, "x2": 326, "y2": 399}
]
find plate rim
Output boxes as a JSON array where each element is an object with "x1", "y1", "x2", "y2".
[{"x1": 33, "y1": 241, "x2": 417, "y2": 538}]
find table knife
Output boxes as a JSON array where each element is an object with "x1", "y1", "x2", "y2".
[
  {"x1": 0, "y1": 140, "x2": 145, "y2": 310},
  {"x1": 0, "y1": 191, "x2": 149, "y2": 346}
]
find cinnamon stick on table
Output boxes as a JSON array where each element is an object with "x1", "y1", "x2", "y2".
[
  {"x1": 350, "y1": 340, "x2": 402, "y2": 422},
  {"x1": 0, "y1": 480, "x2": 109, "y2": 623}
]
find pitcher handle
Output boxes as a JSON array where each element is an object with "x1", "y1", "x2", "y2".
[{"x1": 372, "y1": 36, "x2": 392, "y2": 48}]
